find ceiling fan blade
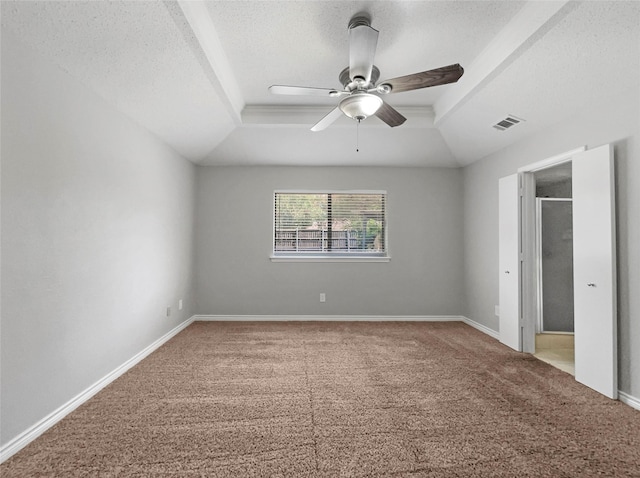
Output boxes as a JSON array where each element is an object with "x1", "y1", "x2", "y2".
[
  {"x1": 380, "y1": 64, "x2": 464, "y2": 94},
  {"x1": 269, "y1": 85, "x2": 338, "y2": 97},
  {"x1": 311, "y1": 107, "x2": 343, "y2": 132},
  {"x1": 375, "y1": 101, "x2": 406, "y2": 127},
  {"x1": 349, "y1": 22, "x2": 379, "y2": 84}
]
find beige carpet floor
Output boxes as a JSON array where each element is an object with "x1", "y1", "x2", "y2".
[{"x1": 2, "y1": 321, "x2": 639, "y2": 477}]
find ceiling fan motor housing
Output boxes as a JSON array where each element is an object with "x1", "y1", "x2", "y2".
[{"x1": 339, "y1": 66, "x2": 380, "y2": 91}]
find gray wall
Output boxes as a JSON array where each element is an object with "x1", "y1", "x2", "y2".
[
  {"x1": 462, "y1": 86, "x2": 640, "y2": 398},
  {"x1": 194, "y1": 166, "x2": 464, "y2": 316},
  {"x1": 1, "y1": 31, "x2": 196, "y2": 445},
  {"x1": 536, "y1": 179, "x2": 572, "y2": 198}
]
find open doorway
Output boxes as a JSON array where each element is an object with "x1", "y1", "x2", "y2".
[
  {"x1": 532, "y1": 163, "x2": 575, "y2": 375},
  {"x1": 500, "y1": 144, "x2": 617, "y2": 398}
]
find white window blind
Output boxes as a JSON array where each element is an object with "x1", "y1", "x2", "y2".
[{"x1": 273, "y1": 191, "x2": 387, "y2": 258}]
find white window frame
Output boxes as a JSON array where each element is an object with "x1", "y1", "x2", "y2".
[{"x1": 270, "y1": 189, "x2": 390, "y2": 263}]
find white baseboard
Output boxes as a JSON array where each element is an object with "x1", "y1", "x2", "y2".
[
  {"x1": 194, "y1": 315, "x2": 501, "y2": 342},
  {"x1": 0, "y1": 316, "x2": 195, "y2": 464},
  {"x1": 193, "y1": 314, "x2": 465, "y2": 322},
  {"x1": 619, "y1": 391, "x2": 640, "y2": 411},
  {"x1": 460, "y1": 316, "x2": 500, "y2": 340}
]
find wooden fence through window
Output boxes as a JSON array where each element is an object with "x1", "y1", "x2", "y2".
[{"x1": 274, "y1": 229, "x2": 372, "y2": 252}]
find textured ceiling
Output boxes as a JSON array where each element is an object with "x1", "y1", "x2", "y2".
[
  {"x1": 2, "y1": 1, "x2": 639, "y2": 167},
  {"x1": 210, "y1": 126, "x2": 456, "y2": 167},
  {"x1": 438, "y1": 0, "x2": 640, "y2": 165},
  {"x1": 206, "y1": 0, "x2": 523, "y2": 106},
  {"x1": 1, "y1": 0, "x2": 236, "y2": 160}
]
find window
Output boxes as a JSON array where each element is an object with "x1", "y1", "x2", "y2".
[{"x1": 272, "y1": 191, "x2": 388, "y2": 261}]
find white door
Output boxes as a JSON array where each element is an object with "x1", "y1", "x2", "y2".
[
  {"x1": 572, "y1": 144, "x2": 617, "y2": 399},
  {"x1": 499, "y1": 174, "x2": 521, "y2": 351}
]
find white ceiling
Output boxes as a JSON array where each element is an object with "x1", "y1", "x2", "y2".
[{"x1": 2, "y1": 1, "x2": 639, "y2": 168}]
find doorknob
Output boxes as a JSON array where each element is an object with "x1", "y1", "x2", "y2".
[
  {"x1": 587, "y1": 283, "x2": 596, "y2": 287},
  {"x1": 505, "y1": 271, "x2": 510, "y2": 274}
]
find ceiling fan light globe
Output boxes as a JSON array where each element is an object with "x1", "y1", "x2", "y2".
[{"x1": 339, "y1": 93, "x2": 383, "y2": 120}]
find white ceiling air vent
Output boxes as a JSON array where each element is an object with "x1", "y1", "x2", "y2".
[{"x1": 493, "y1": 115, "x2": 524, "y2": 131}]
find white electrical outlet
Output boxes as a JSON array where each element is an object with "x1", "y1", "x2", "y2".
[
  {"x1": 320, "y1": 293, "x2": 326, "y2": 303},
  {"x1": 495, "y1": 305, "x2": 500, "y2": 317},
  {"x1": 166, "y1": 307, "x2": 171, "y2": 317},
  {"x1": 178, "y1": 299, "x2": 183, "y2": 310}
]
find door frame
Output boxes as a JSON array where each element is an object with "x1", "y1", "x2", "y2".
[{"x1": 517, "y1": 147, "x2": 585, "y2": 353}]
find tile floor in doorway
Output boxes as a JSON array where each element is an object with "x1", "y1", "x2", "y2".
[{"x1": 534, "y1": 333, "x2": 575, "y2": 376}]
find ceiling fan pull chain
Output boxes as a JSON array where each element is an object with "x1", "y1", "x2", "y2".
[{"x1": 356, "y1": 119, "x2": 360, "y2": 152}]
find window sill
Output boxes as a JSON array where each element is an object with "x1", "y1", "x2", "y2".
[{"x1": 270, "y1": 255, "x2": 391, "y2": 263}]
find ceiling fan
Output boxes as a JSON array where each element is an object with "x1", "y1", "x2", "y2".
[{"x1": 269, "y1": 15, "x2": 464, "y2": 132}]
